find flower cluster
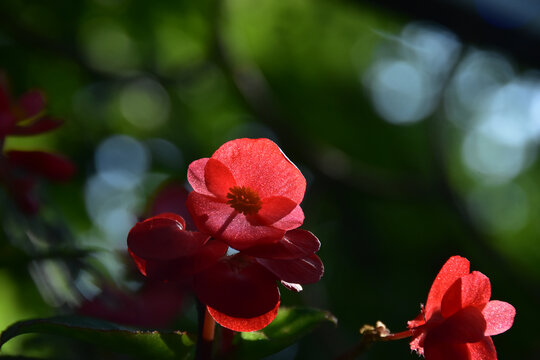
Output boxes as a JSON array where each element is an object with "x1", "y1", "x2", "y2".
[
  {"x1": 127, "y1": 138, "x2": 323, "y2": 332},
  {"x1": 0, "y1": 78, "x2": 74, "y2": 213},
  {"x1": 408, "y1": 256, "x2": 515, "y2": 360}
]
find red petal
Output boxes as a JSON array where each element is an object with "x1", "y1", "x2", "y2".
[
  {"x1": 252, "y1": 196, "x2": 298, "y2": 226},
  {"x1": 425, "y1": 256, "x2": 470, "y2": 321},
  {"x1": 257, "y1": 254, "x2": 323, "y2": 284},
  {"x1": 241, "y1": 229, "x2": 320, "y2": 260},
  {"x1": 16, "y1": 90, "x2": 45, "y2": 120},
  {"x1": 441, "y1": 271, "x2": 491, "y2": 318},
  {"x1": 128, "y1": 248, "x2": 148, "y2": 276},
  {"x1": 207, "y1": 300, "x2": 280, "y2": 332},
  {"x1": 10, "y1": 116, "x2": 63, "y2": 135},
  {"x1": 467, "y1": 337, "x2": 497, "y2": 360},
  {"x1": 482, "y1": 300, "x2": 516, "y2": 336},
  {"x1": 433, "y1": 307, "x2": 487, "y2": 344},
  {"x1": 132, "y1": 239, "x2": 228, "y2": 281},
  {"x1": 205, "y1": 158, "x2": 237, "y2": 199},
  {"x1": 149, "y1": 182, "x2": 195, "y2": 228},
  {"x1": 194, "y1": 256, "x2": 280, "y2": 318},
  {"x1": 187, "y1": 158, "x2": 213, "y2": 196},
  {"x1": 7, "y1": 150, "x2": 74, "y2": 181},
  {"x1": 187, "y1": 192, "x2": 286, "y2": 249},
  {"x1": 0, "y1": 113, "x2": 14, "y2": 137},
  {"x1": 0, "y1": 84, "x2": 10, "y2": 111},
  {"x1": 423, "y1": 336, "x2": 470, "y2": 360},
  {"x1": 128, "y1": 215, "x2": 211, "y2": 260},
  {"x1": 270, "y1": 205, "x2": 304, "y2": 231},
  {"x1": 211, "y1": 138, "x2": 306, "y2": 202}
]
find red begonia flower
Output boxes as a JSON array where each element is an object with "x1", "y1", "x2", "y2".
[
  {"x1": 186, "y1": 138, "x2": 306, "y2": 250},
  {"x1": 408, "y1": 256, "x2": 515, "y2": 360},
  {"x1": 127, "y1": 213, "x2": 228, "y2": 281},
  {"x1": 0, "y1": 79, "x2": 74, "y2": 213},
  {"x1": 195, "y1": 229, "x2": 323, "y2": 331},
  {"x1": 127, "y1": 212, "x2": 323, "y2": 332}
]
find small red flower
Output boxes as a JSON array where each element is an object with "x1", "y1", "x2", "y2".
[
  {"x1": 127, "y1": 213, "x2": 323, "y2": 332},
  {"x1": 186, "y1": 138, "x2": 306, "y2": 250},
  {"x1": 408, "y1": 256, "x2": 515, "y2": 360},
  {"x1": 0, "y1": 79, "x2": 74, "y2": 213}
]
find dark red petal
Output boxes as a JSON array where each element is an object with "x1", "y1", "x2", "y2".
[
  {"x1": 425, "y1": 256, "x2": 470, "y2": 321},
  {"x1": 270, "y1": 205, "x2": 304, "y2": 231},
  {"x1": 441, "y1": 271, "x2": 491, "y2": 318},
  {"x1": 16, "y1": 90, "x2": 45, "y2": 120},
  {"x1": 467, "y1": 337, "x2": 497, "y2": 360},
  {"x1": 423, "y1": 336, "x2": 470, "y2": 360},
  {"x1": 409, "y1": 330, "x2": 426, "y2": 356},
  {"x1": 434, "y1": 307, "x2": 487, "y2": 344},
  {"x1": 187, "y1": 158, "x2": 213, "y2": 196},
  {"x1": 482, "y1": 300, "x2": 516, "y2": 336},
  {"x1": 128, "y1": 215, "x2": 210, "y2": 260},
  {"x1": 241, "y1": 229, "x2": 320, "y2": 260},
  {"x1": 7, "y1": 150, "x2": 75, "y2": 181},
  {"x1": 207, "y1": 300, "x2": 280, "y2": 332},
  {"x1": 10, "y1": 116, "x2": 63, "y2": 135},
  {"x1": 205, "y1": 158, "x2": 237, "y2": 199},
  {"x1": 0, "y1": 83, "x2": 10, "y2": 111},
  {"x1": 257, "y1": 254, "x2": 323, "y2": 284},
  {"x1": 194, "y1": 256, "x2": 280, "y2": 318},
  {"x1": 252, "y1": 196, "x2": 297, "y2": 226},
  {"x1": 187, "y1": 192, "x2": 286, "y2": 249},
  {"x1": 0, "y1": 113, "x2": 14, "y2": 137},
  {"x1": 134, "y1": 240, "x2": 228, "y2": 281},
  {"x1": 211, "y1": 138, "x2": 306, "y2": 202},
  {"x1": 149, "y1": 182, "x2": 195, "y2": 228},
  {"x1": 128, "y1": 248, "x2": 148, "y2": 276}
]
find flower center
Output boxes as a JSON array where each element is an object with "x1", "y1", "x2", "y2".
[{"x1": 226, "y1": 186, "x2": 262, "y2": 215}]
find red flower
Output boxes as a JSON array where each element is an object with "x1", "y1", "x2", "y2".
[
  {"x1": 0, "y1": 79, "x2": 74, "y2": 213},
  {"x1": 408, "y1": 256, "x2": 515, "y2": 360},
  {"x1": 79, "y1": 281, "x2": 185, "y2": 329},
  {"x1": 0, "y1": 79, "x2": 63, "y2": 140},
  {"x1": 127, "y1": 213, "x2": 323, "y2": 332},
  {"x1": 186, "y1": 138, "x2": 306, "y2": 250}
]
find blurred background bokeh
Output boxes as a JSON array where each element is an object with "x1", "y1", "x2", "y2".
[{"x1": 1, "y1": 0, "x2": 539, "y2": 358}]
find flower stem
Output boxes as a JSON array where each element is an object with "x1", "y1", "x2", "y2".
[
  {"x1": 336, "y1": 321, "x2": 414, "y2": 360},
  {"x1": 196, "y1": 301, "x2": 216, "y2": 360}
]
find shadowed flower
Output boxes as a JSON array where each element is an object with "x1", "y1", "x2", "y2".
[
  {"x1": 79, "y1": 281, "x2": 185, "y2": 329},
  {"x1": 408, "y1": 256, "x2": 515, "y2": 360},
  {"x1": 127, "y1": 213, "x2": 323, "y2": 332},
  {"x1": 0, "y1": 77, "x2": 74, "y2": 213},
  {"x1": 186, "y1": 138, "x2": 306, "y2": 250}
]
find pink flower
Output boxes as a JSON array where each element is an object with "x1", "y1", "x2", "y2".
[
  {"x1": 408, "y1": 256, "x2": 516, "y2": 360},
  {"x1": 186, "y1": 138, "x2": 306, "y2": 250}
]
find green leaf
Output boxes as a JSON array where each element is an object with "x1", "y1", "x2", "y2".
[
  {"x1": 0, "y1": 316, "x2": 195, "y2": 360},
  {"x1": 234, "y1": 307, "x2": 337, "y2": 359}
]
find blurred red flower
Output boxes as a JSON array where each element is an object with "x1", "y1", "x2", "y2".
[
  {"x1": 408, "y1": 256, "x2": 515, "y2": 360},
  {"x1": 0, "y1": 78, "x2": 74, "y2": 213},
  {"x1": 79, "y1": 281, "x2": 185, "y2": 329},
  {"x1": 186, "y1": 138, "x2": 306, "y2": 250},
  {"x1": 127, "y1": 213, "x2": 323, "y2": 332}
]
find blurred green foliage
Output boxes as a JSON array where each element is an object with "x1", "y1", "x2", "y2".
[{"x1": 0, "y1": 0, "x2": 538, "y2": 359}]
